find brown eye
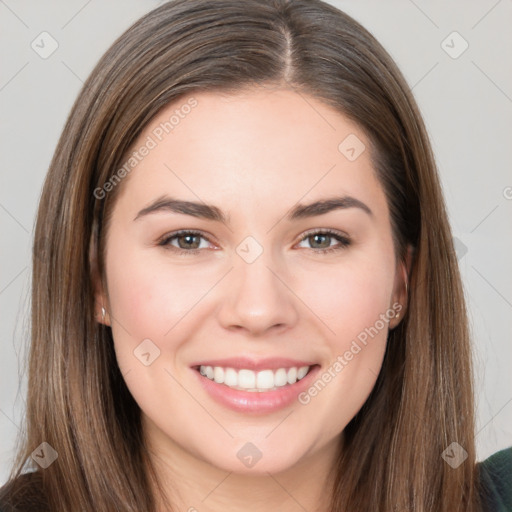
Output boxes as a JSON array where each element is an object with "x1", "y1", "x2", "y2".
[
  {"x1": 297, "y1": 229, "x2": 351, "y2": 253},
  {"x1": 158, "y1": 230, "x2": 212, "y2": 254},
  {"x1": 175, "y1": 233, "x2": 202, "y2": 249}
]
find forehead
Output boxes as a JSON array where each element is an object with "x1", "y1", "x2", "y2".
[{"x1": 112, "y1": 87, "x2": 388, "y2": 222}]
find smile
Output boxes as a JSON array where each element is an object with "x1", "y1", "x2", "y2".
[
  {"x1": 191, "y1": 360, "x2": 322, "y2": 414},
  {"x1": 197, "y1": 365, "x2": 311, "y2": 392}
]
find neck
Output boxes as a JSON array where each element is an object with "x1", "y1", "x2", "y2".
[{"x1": 143, "y1": 418, "x2": 340, "y2": 512}]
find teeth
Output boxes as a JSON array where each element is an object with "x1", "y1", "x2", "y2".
[
  {"x1": 297, "y1": 366, "x2": 309, "y2": 380},
  {"x1": 213, "y1": 366, "x2": 224, "y2": 384},
  {"x1": 224, "y1": 368, "x2": 237, "y2": 387},
  {"x1": 287, "y1": 367, "x2": 297, "y2": 384},
  {"x1": 256, "y1": 369, "x2": 274, "y2": 389},
  {"x1": 198, "y1": 365, "x2": 311, "y2": 391},
  {"x1": 274, "y1": 368, "x2": 288, "y2": 387},
  {"x1": 239, "y1": 369, "x2": 256, "y2": 388}
]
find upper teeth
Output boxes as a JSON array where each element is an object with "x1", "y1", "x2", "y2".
[{"x1": 199, "y1": 365, "x2": 311, "y2": 392}]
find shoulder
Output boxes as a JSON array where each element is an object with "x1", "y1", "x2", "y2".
[
  {"x1": 477, "y1": 447, "x2": 512, "y2": 512},
  {"x1": 0, "y1": 471, "x2": 49, "y2": 512}
]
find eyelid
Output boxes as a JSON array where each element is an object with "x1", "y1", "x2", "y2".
[
  {"x1": 294, "y1": 228, "x2": 352, "y2": 251},
  {"x1": 157, "y1": 229, "x2": 218, "y2": 251},
  {"x1": 298, "y1": 227, "x2": 350, "y2": 241},
  {"x1": 157, "y1": 227, "x2": 352, "y2": 254}
]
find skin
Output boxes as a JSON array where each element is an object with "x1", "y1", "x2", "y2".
[{"x1": 93, "y1": 85, "x2": 410, "y2": 512}]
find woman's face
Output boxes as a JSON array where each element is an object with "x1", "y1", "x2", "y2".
[{"x1": 95, "y1": 86, "x2": 407, "y2": 475}]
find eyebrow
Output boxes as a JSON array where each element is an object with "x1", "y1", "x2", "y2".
[{"x1": 133, "y1": 195, "x2": 373, "y2": 223}]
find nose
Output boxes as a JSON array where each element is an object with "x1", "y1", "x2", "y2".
[{"x1": 216, "y1": 250, "x2": 299, "y2": 336}]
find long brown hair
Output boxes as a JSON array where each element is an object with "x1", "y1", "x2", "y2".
[{"x1": 3, "y1": 0, "x2": 481, "y2": 510}]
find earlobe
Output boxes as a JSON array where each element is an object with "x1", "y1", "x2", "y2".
[
  {"x1": 92, "y1": 279, "x2": 111, "y2": 327},
  {"x1": 93, "y1": 283, "x2": 111, "y2": 327},
  {"x1": 95, "y1": 304, "x2": 110, "y2": 326}
]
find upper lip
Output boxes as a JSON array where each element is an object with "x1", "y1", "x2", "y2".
[{"x1": 190, "y1": 357, "x2": 318, "y2": 372}]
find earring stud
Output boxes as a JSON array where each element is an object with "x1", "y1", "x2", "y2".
[{"x1": 101, "y1": 307, "x2": 106, "y2": 322}]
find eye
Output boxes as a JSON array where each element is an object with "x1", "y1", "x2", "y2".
[
  {"x1": 158, "y1": 230, "x2": 215, "y2": 254},
  {"x1": 296, "y1": 229, "x2": 351, "y2": 254},
  {"x1": 157, "y1": 228, "x2": 351, "y2": 256}
]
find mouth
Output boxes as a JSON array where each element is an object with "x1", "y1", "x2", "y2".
[
  {"x1": 189, "y1": 357, "x2": 321, "y2": 413},
  {"x1": 191, "y1": 361, "x2": 321, "y2": 414},
  {"x1": 192, "y1": 363, "x2": 316, "y2": 392}
]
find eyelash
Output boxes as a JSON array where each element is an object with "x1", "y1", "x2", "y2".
[{"x1": 157, "y1": 228, "x2": 351, "y2": 256}]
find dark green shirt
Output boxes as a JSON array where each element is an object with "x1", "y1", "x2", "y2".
[{"x1": 478, "y1": 447, "x2": 512, "y2": 511}]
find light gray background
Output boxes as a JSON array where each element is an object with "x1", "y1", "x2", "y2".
[{"x1": 1, "y1": 0, "x2": 511, "y2": 482}]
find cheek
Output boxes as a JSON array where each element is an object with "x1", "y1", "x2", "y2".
[
  {"x1": 104, "y1": 246, "x2": 219, "y2": 366},
  {"x1": 292, "y1": 251, "x2": 395, "y2": 431},
  {"x1": 297, "y1": 252, "x2": 394, "y2": 398},
  {"x1": 297, "y1": 252, "x2": 395, "y2": 344}
]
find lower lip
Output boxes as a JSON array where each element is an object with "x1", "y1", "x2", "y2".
[{"x1": 192, "y1": 365, "x2": 321, "y2": 414}]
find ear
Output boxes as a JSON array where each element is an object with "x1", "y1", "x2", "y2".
[
  {"x1": 89, "y1": 230, "x2": 111, "y2": 327},
  {"x1": 388, "y1": 244, "x2": 414, "y2": 330}
]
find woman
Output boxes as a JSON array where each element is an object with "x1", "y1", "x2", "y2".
[{"x1": 1, "y1": 0, "x2": 510, "y2": 510}]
